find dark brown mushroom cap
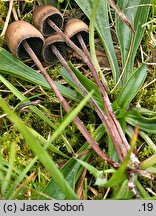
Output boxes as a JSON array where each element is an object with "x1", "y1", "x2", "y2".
[
  {"x1": 42, "y1": 34, "x2": 66, "y2": 64},
  {"x1": 5, "y1": 20, "x2": 44, "y2": 59},
  {"x1": 33, "y1": 5, "x2": 64, "y2": 37},
  {"x1": 64, "y1": 18, "x2": 89, "y2": 47}
]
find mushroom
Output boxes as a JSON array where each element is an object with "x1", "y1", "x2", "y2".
[
  {"x1": 32, "y1": 5, "x2": 64, "y2": 37},
  {"x1": 64, "y1": 18, "x2": 94, "y2": 69},
  {"x1": 64, "y1": 18, "x2": 89, "y2": 49},
  {"x1": 32, "y1": 6, "x2": 130, "y2": 160},
  {"x1": 42, "y1": 33, "x2": 92, "y2": 99},
  {"x1": 5, "y1": 20, "x2": 44, "y2": 59},
  {"x1": 42, "y1": 34, "x2": 66, "y2": 64},
  {"x1": 32, "y1": 6, "x2": 90, "y2": 62},
  {"x1": 6, "y1": 20, "x2": 116, "y2": 167},
  {"x1": 32, "y1": 6, "x2": 107, "y2": 88},
  {"x1": 42, "y1": 33, "x2": 105, "y2": 119}
]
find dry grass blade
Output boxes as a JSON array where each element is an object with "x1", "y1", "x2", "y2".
[
  {"x1": 1, "y1": 0, "x2": 14, "y2": 36},
  {"x1": 76, "y1": 168, "x2": 87, "y2": 199},
  {"x1": 130, "y1": 126, "x2": 139, "y2": 147},
  {"x1": 16, "y1": 172, "x2": 36, "y2": 193}
]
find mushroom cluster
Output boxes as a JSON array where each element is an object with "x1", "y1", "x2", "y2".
[
  {"x1": 5, "y1": 5, "x2": 131, "y2": 168},
  {"x1": 6, "y1": 5, "x2": 89, "y2": 66},
  {"x1": 5, "y1": 5, "x2": 118, "y2": 168},
  {"x1": 6, "y1": 5, "x2": 95, "y2": 115}
]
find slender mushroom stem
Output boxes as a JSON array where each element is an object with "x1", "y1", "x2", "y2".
[
  {"x1": 47, "y1": 18, "x2": 130, "y2": 159},
  {"x1": 51, "y1": 44, "x2": 123, "y2": 161},
  {"x1": 47, "y1": 19, "x2": 91, "y2": 64},
  {"x1": 77, "y1": 33, "x2": 91, "y2": 61},
  {"x1": 76, "y1": 33, "x2": 131, "y2": 157},
  {"x1": 22, "y1": 40, "x2": 119, "y2": 169}
]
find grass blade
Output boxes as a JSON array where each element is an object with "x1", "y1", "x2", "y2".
[
  {"x1": 0, "y1": 74, "x2": 71, "y2": 153},
  {"x1": 135, "y1": 179, "x2": 151, "y2": 198},
  {"x1": 1, "y1": 142, "x2": 16, "y2": 195},
  {"x1": 126, "y1": 110, "x2": 156, "y2": 134},
  {"x1": 0, "y1": 48, "x2": 81, "y2": 102},
  {"x1": 0, "y1": 98, "x2": 77, "y2": 199},
  {"x1": 0, "y1": 90, "x2": 93, "y2": 199},
  {"x1": 38, "y1": 123, "x2": 106, "y2": 199},
  {"x1": 113, "y1": 180, "x2": 134, "y2": 199}
]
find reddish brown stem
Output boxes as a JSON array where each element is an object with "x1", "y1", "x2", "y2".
[
  {"x1": 108, "y1": 0, "x2": 135, "y2": 33},
  {"x1": 47, "y1": 18, "x2": 129, "y2": 159},
  {"x1": 51, "y1": 44, "x2": 123, "y2": 161},
  {"x1": 22, "y1": 40, "x2": 119, "y2": 169},
  {"x1": 76, "y1": 33, "x2": 131, "y2": 158}
]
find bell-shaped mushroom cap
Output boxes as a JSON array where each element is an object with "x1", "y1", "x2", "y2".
[
  {"x1": 64, "y1": 18, "x2": 89, "y2": 47},
  {"x1": 42, "y1": 34, "x2": 66, "y2": 64},
  {"x1": 33, "y1": 5, "x2": 64, "y2": 37},
  {"x1": 5, "y1": 20, "x2": 44, "y2": 59}
]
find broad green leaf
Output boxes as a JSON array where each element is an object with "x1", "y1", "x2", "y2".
[
  {"x1": 126, "y1": 110, "x2": 156, "y2": 134},
  {"x1": 116, "y1": 0, "x2": 151, "y2": 81},
  {"x1": 74, "y1": 0, "x2": 120, "y2": 82},
  {"x1": 135, "y1": 179, "x2": 151, "y2": 198},
  {"x1": 0, "y1": 48, "x2": 81, "y2": 102},
  {"x1": 134, "y1": 108, "x2": 156, "y2": 118},
  {"x1": 108, "y1": 139, "x2": 119, "y2": 163},
  {"x1": 147, "y1": 167, "x2": 156, "y2": 174},
  {"x1": 113, "y1": 180, "x2": 134, "y2": 199},
  {"x1": 38, "y1": 145, "x2": 91, "y2": 200},
  {"x1": 89, "y1": 0, "x2": 101, "y2": 72},
  {"x1": 114, "y1": 64, "x2": 147, "y2": 110},
  {"x1": 141, "y1": 153, "x2": 156, "y2": 169}
]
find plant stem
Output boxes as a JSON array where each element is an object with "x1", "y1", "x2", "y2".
[
  {"x1": 22, "y1": 40, "x2": 119, "y2": 169},
  {"x1": 51, "y1": 44, "x2": 123, "y2": 161},
  {"x1": 77, "y1": 33, "x2": 130, "y2": 156},
  {"x1": 47, "y1": 18, "x2": 132, "y2": 160}
]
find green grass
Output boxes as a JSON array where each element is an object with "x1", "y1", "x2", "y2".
[{"x1": 0, "y1": 0, "x2": 156, "y2": 200}]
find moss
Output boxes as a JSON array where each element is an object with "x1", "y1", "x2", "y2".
[
  {"x1": 139, "y1": 145, "x2": 155, "y2": 161},
  {"x1": 106, "y1": 76, "x2": 120, "y2": 102},
  {"x1": 0, "y1": 35, "x2": 5, "y2": 47},
  {"x1": 135, "y1": 83, "x2": 156, "y2": 111},
  {"x1": 0, "y1": 1, "x2": 7, "y2": 46},
  {"x1": 0, "y1": 1, "x2": 7, "y2": 24},
  {"x1": 0, "y1": 126, "x2": 33, "y2": 168}
]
